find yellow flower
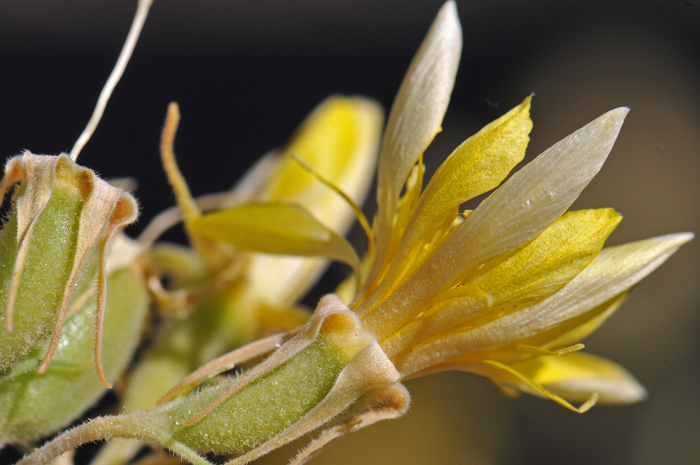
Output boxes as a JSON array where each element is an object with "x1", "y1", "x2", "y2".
[
  {"x1": 194, "y1": 1, "x2": 692, "y2": 416},
  {"x1": 18, "y1": 2, "x2": 692, "y2": 465},
  {"x1": 182, "y1": 1, "x2": 691, "y2": 460}
]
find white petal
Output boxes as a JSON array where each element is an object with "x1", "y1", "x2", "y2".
[{"x1": 373, "y1": 1, "x2": 462, "y2": 268}]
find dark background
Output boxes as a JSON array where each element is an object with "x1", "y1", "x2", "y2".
[{"x1": 1, "y1": 1, "x2": 699, "y2": 464}]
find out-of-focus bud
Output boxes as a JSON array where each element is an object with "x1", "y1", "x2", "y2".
[{"x1": 0, "y1": 152, "x2": 138, "y2": 387}]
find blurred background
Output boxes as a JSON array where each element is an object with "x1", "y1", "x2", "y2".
[{"x1": 1, "y1": 0, "x2": 699, "y2": 464}]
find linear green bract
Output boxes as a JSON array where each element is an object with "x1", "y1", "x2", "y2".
[{"x1": 0, "y1": 267, "x2": 149, "y2": 445}]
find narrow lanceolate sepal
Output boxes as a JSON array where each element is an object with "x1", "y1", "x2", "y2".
[{"x1": 0, "y1": 152, "x2": 138, "y2": 385}]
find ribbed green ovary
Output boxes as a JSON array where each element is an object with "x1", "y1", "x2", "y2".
[
  {"x1": 0, "y1": 268, "x2": 150, "y2": 444},
  {"x1": 160, "y1": 333, "x2": 351, "y2": 454},
  {"x1": 0, "y1": 187, "x2": 84, "y2": 370}
]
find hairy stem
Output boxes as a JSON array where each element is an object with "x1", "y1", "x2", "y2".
[{"x1": 17, "y1": 412, "x2": 206, "y2": 465}]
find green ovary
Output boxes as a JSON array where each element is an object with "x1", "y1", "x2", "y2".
[{"x1": 163, "y1": 333, "x2": 350, "y2": 454}]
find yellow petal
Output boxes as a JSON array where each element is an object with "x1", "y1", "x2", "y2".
[
  {"x1": 360, "y1": 97, "x2": 532, "y2": 313},
  {"x1": 474, "y1": 208, "x2": 621, "y2": 304},
  {"x1": 381, "y1": 208, "x2": 621, "y2": 362},
  {"x1": 362, "y1": 109, "x2": 629, "y2": 341},
  {"x1": 191, "y1": 203, "x2": 361, "y2": 280},
  {"x1": 397, "y1": 97, "x2": 532, "y2": 266},
  {"x1": 506, "y1": 352, "x2": 647, "y2": 404},
  {"x1": 263, "y1": 96, "x2": 381, "y2": 206},
  {"x1": 373, "y1": 1, "x2": 462, "y2": 283},
  {"x1": 249, "y1": 96, "x2": 382, "y2": 307}
]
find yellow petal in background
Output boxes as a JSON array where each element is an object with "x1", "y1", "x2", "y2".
[
  {"x1": 191, "y1": 203, "x2": 361, "y2": 280},
  {"x1": 249, "y1": 96, "x2": 382, "y2": 307}
]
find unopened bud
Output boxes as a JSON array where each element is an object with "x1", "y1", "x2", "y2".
[{"x1": 0, "y1": 152, "x2": 138, "y2": 387}]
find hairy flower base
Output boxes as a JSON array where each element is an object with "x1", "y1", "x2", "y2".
[{"x1": 18, "y1": 296, "x2": 409, "y2": 465}]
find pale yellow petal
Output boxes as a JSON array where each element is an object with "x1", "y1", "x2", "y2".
[
  {"x1": 381, "y1": 208, "x2": 621, "y2": 360},
  {"x1": 373, "y1": 1, "x2": 462, "y2": 283},
  {"x1": 507, "y1": 352, "x2": 647, "y2": 404},
  {"x1": 362, "y1": 109, "x2": 629, "y2": 341},
  {"x1": 455, "y1": 232, "x2": 693, "y2": 353}
]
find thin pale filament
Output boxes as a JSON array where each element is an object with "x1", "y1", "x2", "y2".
[
  {"x1": 70, "y1": 0, "x2": 154, "y2": 161},
  {"x1": 291, "y1": 153, "x2": 375, "y2": 257}
]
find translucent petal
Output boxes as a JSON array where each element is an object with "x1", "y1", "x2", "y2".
[
  {"x1": 506, "y1": 352, "x2": 647, "y2": 404},
  {"x1": 373, "y1": 1, "x2": 462, "y2": 281},
  {"x1": 191, "y1": 203, "x2": 361, "y2": 280}
]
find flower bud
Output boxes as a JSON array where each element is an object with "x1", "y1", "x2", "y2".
[{"x1": 0, "y1": 152, "x2": 138, "y2": 386}]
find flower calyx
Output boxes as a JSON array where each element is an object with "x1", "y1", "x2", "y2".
[{"x1": 0, "y1": 152, "x2": 138, "y2": 387}]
